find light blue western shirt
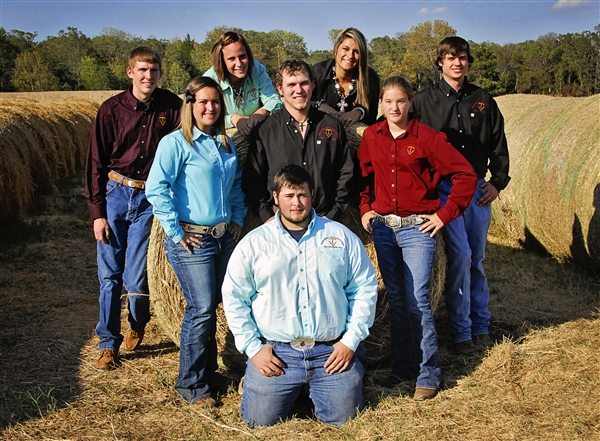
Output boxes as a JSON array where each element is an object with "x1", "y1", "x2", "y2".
[
  {"x1": 146, "y1": 127, "x2": 247, "y2": 243},
  {"x1": 222, "y1": 210, "x2": 378, "y2": 359},
  {"x1": 204, "y1": 60, "x2": 282, "y2": 128}
]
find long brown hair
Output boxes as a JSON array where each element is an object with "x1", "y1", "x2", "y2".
[
  {"x1": 333, "y1": 28, "x2": 371, "y2": 111},
  {"x1": 179, "y1": 76, "x2": 229, "y2": 151},
  {"x1": 210, "y1": 32, "x2": 255, "y2": 82}
]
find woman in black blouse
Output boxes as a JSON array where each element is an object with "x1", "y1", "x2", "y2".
[{"x1": 312, "y1": 28, "x2": 380, "y2": 127}]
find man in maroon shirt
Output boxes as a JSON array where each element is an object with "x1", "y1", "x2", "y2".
[{"x1": 85, "y1": 46, "x2": 181, "y2": 369}]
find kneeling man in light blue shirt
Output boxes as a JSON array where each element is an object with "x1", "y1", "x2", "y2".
[{"x1": 222, "y1": 164, "x2": 378, "y2": 428}]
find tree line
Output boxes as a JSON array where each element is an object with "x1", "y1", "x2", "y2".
[{"x1": 1, "y1": 21, "x2": 598, "y2": 97}]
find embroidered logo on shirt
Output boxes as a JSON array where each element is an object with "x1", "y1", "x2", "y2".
[
  {"x1": 247, "y1": 88, "x2": 258, "y2": 101},
  {"x1": 318, "y1": 127, "x2": 338, "y2": 141},
  {"x1": 157, "y1": 114, "x2": 167, "y2": 127},
  {"x1": 406, "y1": 145, "x2": 416, "y2": 155},
  {"x1": 321, "y1": 236, "x2": 345, "y2": 248},
  {"x1": 471, "y1": 101, "x2": 489, "y2": 114}
]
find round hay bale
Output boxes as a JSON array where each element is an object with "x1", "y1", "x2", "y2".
[
  {"x1": 148, "y1": 123, "x2": 446, "y2": 366},
  {"x1": 0, "y1": 97, "x2": 98, "y2": 221},
  {"x1": 495, "y1": 94, "x2": 600, "y2": 271}
]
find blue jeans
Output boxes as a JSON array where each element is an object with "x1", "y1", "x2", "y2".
[
  {"x1": 241, "y1": 341, "x2": 366, "y2": 427},
  {"x1": 372, "y1": 221, "x2": 441, "y2": 390},
  {"x1": 96, "y1": 181, "x2": 152, "y2": 351},
  {"x1": 439, "y1": 179, "x2": 492, "y2": 342},
  {"x1": 166, "y1": 232, "x2": 235, "y2": 404}
]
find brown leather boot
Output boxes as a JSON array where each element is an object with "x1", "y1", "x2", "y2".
[
  {"x1": 95, "y1": 349, "x2": 119, "y2": 369},
  {"x1": 124, "y1": 329, "x2": 144, "y2": 351}
]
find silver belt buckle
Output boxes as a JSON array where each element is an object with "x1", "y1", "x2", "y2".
[
  {"x1": 210, "y1": 222, "x2": 228, "y2": 238},
  {"x1": 290, "y1": 338, "x2": 315, "y2": 350},
  {"x1": 386, "y1": 215, "x2": 401, "y2": 228}
]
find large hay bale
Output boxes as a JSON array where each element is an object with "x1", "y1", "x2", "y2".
[
  {"x1": 0, "y1": 97, "x2": 98, "y2": 221},
  {"x1": 495, "y1": 94, "x2": 600, "y2": 271},
  {"x1": 148, "y1": 123, "x2": 446, "y2": 366}
]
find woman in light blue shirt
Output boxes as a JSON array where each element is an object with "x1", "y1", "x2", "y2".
[
  {"x1": 146, "y1": 76, "x2": 247, "y2": 407},
  {"x1": 204, "y1": 31, "x2": 281, "y2": 136}
]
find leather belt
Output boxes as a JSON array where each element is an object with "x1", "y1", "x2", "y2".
[
  {"x1": 289, "y1": 337, "x2": 341, "y2": 351},
  {"x1": 108, "y1": 170, "x2": 145, "y2": 190},
  {"x1": 375, "y1": 213, "x2": 424, "y2": 228},
  {"x1": 180, "y1": 221, "x2": 228, "y2": 238}
]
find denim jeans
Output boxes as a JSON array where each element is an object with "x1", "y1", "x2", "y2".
[
  {"x1": 166, "y1": 232, "x2": 234, "y2": 404},
  {"x1": 372, "y1": 221, "x2": 442, "y2": 390},
  {"x1": 96, "y1": 180, "x2": 152, "y2": 351},
  {"x1": 439, "y1": 178, "x2": 492, "y2": 342},
  {"x1": 241, "y1": 341, "x2": 365, "y2": 427}
]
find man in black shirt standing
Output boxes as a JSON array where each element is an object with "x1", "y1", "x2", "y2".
[
  {"x1": 412, "y1": 36, "x2": 510, "y2": 354},
  {"x1": 244, "y1": 59, "x2": 354, "y2": 223}
]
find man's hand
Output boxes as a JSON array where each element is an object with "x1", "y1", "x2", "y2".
[
  {"x1": 179, "y1": 232, "x2": 204, "y2": 253},
  {"x1": 93, "y1": 218, "x2": 110, "y2": 244},
  {"x1": 251, "y1": 344, "x2": 284, "y2": 377},
  {"x1": 361, "y1": 211, "x2": 377, "y2": 233},
  {"x1": 418, "y1": 213, "x2": 445, "y2": 237},
  {"x1": 324, "y1": 341, "x2": 354, "y2": 374},
  {"x1": 476, "y1": 181, "x2": 499, "y2": 206}
]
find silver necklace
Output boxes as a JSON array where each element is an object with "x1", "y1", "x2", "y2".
[
  {"x1": 233, "y1": 80, "x2": 245, "y2": 107},
  {"x1": 332, "y1": 66, "x2": 356, "y2": 112}
]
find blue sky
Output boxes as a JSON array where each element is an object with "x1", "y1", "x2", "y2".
[{"x1": 1, "y1": 0, "x2": 597, "y2": 50}]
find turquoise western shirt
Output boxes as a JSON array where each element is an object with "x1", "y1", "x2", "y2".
[
  {"x1": 204, "y1": 60, "x2": 282, "y2": 128},
  {"x1": 146, "y1": 127, "x2": 247, "y2": 243}
]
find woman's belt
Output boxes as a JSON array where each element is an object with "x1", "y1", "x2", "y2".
[
  {"x1": 180, "y1": 221, "x2": 228, "y2": 238},
  {"x1": 375, "y1": 213, "x2": 424, "y2": 228}
]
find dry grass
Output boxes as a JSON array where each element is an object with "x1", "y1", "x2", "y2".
[
  {"x1": 495, "y1": 94, "x2": 600, "y2": 271},
  {"x1": 1, "y1": 172, "x2": 599, "y2": 441}
]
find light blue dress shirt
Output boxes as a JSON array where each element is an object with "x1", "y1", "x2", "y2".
[
  {"x1": 146, "y1": 127, "x2": 247, "y2": 243},
  {"x1": 204, "y1": 60, "x2": 282, "y2": 128},
  {"x1": 222, "y1": 211, "x2": 378, "y2": 359}
]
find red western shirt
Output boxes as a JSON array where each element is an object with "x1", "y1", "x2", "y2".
[
  {"x1": 357, "y1": 118, "x2": 477, "y2": 226},
  {"x1": 85, "y1": 86, "x2": 181, "y2": 220}
]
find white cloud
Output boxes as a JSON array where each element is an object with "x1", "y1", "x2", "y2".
[
  {"x1": 552, "y1": 0, "x2": 586, "y2": 9},
  {"x1": 418, "y1": 7, "x2": 447, "y2": 14}
]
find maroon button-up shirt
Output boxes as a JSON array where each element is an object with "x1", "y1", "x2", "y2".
[
  {"x1": 85, "y1": 86, "x2": 181, "y2": 219},
  {"x1": 357, "y1": 118, "x2": 476, "y2": 226}
]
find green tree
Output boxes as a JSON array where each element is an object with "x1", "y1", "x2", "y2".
[
  {"x1": 470, "y1": 41, "x2": 505, "y2": 95},
  {"x1": 400, "y1": 20, "x2": 456, "y2": 90},
  {"x1": 163, "y1": 62, "x2": 190, "y2": 94},
  {"x1": 78, "y1": 56, "x2": 111, "y2": 90},
  {"x1": 556, "y1": 31, "x2": 598, "y2": 96},
  {"x1": 306, "y1": 49, "x2": 333, "y2": 66},
  {"x1": 11, "y1": 50, "x2": 59, "y2": 91},
  {"x1": 91, "y1": 28, "x2": 135, "y2": 89},
  {"x1": 37, "y1": 27, "x2": 92, "y2": 89},
  {"x1": 328, "y1": 29, "x2": 343, "y2": 46},
  {"x1": 370, "y1": 34, "x2": 406, "y2": 80},
  {"x1": 517, "y1": 34, "x2": 560, "y2": 94}
]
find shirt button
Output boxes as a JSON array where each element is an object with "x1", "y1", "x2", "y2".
[
  {"x1": 391, "y1": 184, "x2": 395, "y2": 187},
  {"x1": 300, "y1": 269, "x2": 304, "y2": 272},
  {"x1": 392, "y1": 169, "x2": 395, "y2": 172},
  {"x1": 141, "y1": 140, "x2": 145, "y2": 143},
  {"x1": 458, "y1": 115, "x2": 461, "y2": 118},
  {"x1": 462, "y1": 145, "x2": 465, "y2": 148}
]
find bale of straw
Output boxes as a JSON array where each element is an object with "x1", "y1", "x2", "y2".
[
  {"x1": 148, "y1": 123, "x2": 446, "y2": 362},
  {"x1": 495, "y1": 94, "x2": 600, "y2": 271},
  {"x1": 0, "y1": 97, "x2": 98, "y2": 221}
]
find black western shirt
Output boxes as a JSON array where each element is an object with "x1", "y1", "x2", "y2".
[
  {"x1": 412, "y1": 78, "x2": 510, "y2": 191},
  {"x1": 244, "y1": 107, "x2": 354, "y2": 222}
]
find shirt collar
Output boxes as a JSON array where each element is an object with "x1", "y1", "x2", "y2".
[
  {"x1": 125, "y1": 85, "x2": 155, "y2": 110},
  {"x1": 375, "y1": 117, "x2": 418, "y2": 138},
  {"x1": 438, "y1": 77, "x2": 473, "y2": 96},
  {"x1": 275, "y1": 209, "x2": 317, "y2": 235},
  {"x1": 192, "y1": 126, "x2": 219, "y2": 142}
]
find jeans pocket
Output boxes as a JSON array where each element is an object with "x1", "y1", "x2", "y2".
[{"x1": 105, "y1": 180, "x2": 118, "y2": 195}]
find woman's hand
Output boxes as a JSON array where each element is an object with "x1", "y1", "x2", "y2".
[
  {"x1": 338, "y1": 108, "x2": 362, "y2": 128},
  {"x1": 229, "y1": 222, "x2": 243, "y2": 242},
  {"x1": 361, "y1": 211, "x2": 377, "y2": 233},
  {"x1": 317, "y1": 102, "x2": 338, "y2": 117},
  {"x1": 418, "y1": 213, "x2": 444, "y2": 237},
  {"x1": 179, "y1": 232, "x2": 203, "y2": 253}
]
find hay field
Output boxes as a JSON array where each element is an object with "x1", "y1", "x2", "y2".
[
  {"x1": 0, "y1": 93, "x2": 599, "y2": 440},
  {"x1": 495, "y1": 94, "x2": 600, "y2": 271}
]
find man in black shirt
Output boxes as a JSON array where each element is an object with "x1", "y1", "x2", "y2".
[
  {"x1": 244, "y1": 59, "x2": 354, "y2": 223},
  {"x1": 412, "y1": 36, "x2": 510, "y2": 354}
]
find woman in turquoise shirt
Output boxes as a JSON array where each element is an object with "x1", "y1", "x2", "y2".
[
  {"x1": 146, "y1": 76, "x2": 247, "y2": 407},
  {"x1": 204, "y1": 31, "x2": 281, "y2": 136}
]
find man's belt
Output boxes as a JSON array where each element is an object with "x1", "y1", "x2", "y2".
[
  {"x1": 289, "y1": 337, "x2": 341, "y2": 351},
  {"x1": 180, "y1": 221, "x2": 228, "y2": 238},
  {"x1": 108, "y1": 170, "x2": 145, "y2": 190},
  {"x1": 375, "y1": 213, "x2": 424, "y2": 228}
]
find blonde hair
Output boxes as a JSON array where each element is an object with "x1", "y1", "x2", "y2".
[
  {"x1": 179, "y1": 76, "x2": 229, "y2": 151},
  {"x1": 333, "y1": 28, "x2": 371, "y2": 111},
  {"x1": 380, "y1": 75, "x2": 414, "y2": 101}
]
